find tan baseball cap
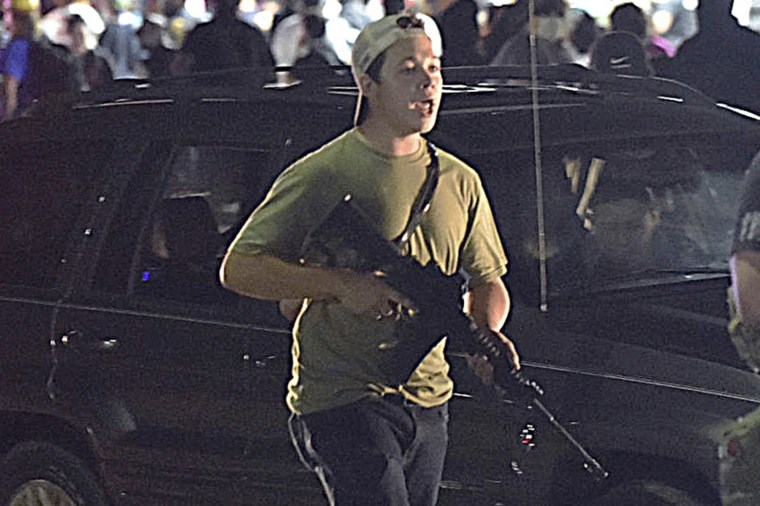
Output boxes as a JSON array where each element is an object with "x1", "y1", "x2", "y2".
[{"x1": 351, "y1": 12, "x2": 443, "y2": 81}]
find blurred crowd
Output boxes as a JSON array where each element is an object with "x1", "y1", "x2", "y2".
[{"x1": 1, "y1": 0, "x2": 760, "y2": 120}]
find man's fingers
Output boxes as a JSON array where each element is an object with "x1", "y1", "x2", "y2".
[
  {"x1": 386, "y1": 288, "x2": 416, "y2": 313},
  {"x1": 499, "y1": 334, "x2": 521, "y2": 370}
]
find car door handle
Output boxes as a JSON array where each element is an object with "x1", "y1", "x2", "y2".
[
  {"x1": 60, "y1": 330, "x2": 119, "y2": 352},
  {"x1": 244, "y1": 354, "x2": 278, "y2": 369}
]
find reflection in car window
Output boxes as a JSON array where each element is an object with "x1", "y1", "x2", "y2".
[{"x1": 473, "y1": 142, "x2": 744, "y2": 301}]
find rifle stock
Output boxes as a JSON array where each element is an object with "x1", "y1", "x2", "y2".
[{"x1": 300, "y1": 194, "x2": 607, "y2": 483}]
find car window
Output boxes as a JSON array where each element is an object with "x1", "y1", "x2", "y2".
[
  {"x1": 134, "y1": 145, "x2": 276, "y2": 305},
  {"x1": 472, "y1": 138, "x2": 745, "y2": 302},
  {"x1": 93, "y1": 143, "x2": 281, "y2": 311},
  {"x1": 0, "y1": 141, "x2": 110, "y2": 288}
]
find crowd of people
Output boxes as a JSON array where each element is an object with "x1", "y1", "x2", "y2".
[{"x1": 1, "y1": 0, "x2": 760, "y2": 120}]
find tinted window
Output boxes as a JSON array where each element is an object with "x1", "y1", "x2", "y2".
[
  {"x1": 472, "y1": 138, "x2": 745, "y2": 301},
  {"x1": 94, "y1": 143, "x2": 280, "y2": 309},
  {"x1": 0, "y1": 141, "x2": 109, "y2": 288}
]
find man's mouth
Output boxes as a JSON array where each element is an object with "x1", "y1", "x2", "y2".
[{"x1": 412, "y1": 99, "x2": 435, "y2": 115}]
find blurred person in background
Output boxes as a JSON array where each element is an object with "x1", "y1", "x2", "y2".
[
  {"x1": 432, "y1": 0, "x2": 483, "y2": 66},
  {"x1": 171, "y1": 0, "x2": 274, "y2": 77},
  {"x1": 271, "y1": 0, "x2": 297, "y2": 34},
  {"x1": 480, "y1": 0, "x2": 527, "y2": 63},
  {"x1": 290, "y1": 9, "x2": 342, "y2": 78},
  {"x1": 270, "y1": 0, "x2": 323, "y2": 72},
  {"x1": 590, "y1": 30, "x2": 651, "y2": 77},
  {"x1": 137, "y1": 14, "x2": 174, "y2": 77},
  {"x1": 490, "y1": 0, "x2": 572, "y2": 66},
  {"x1": 237, "y1": 0, "x2": 281, "y2": 35},
  {"x1": 384, "y1": 0, "x2": 403, "y2": 15},
  {"x1": 97, "y1": 0, "x2": 145, "y2": 78},
  {"x1": 609, "y1": 2, "x2": 674, "y2": 74},
  {"x1": 66, "y1": 13, "x2": 113, "y2": 89},
  {"x1": 661, "y1": 0, "x2": 760, "y2": 114},
  {"x1": 134, "y1": 0, "x2": 191, "y2": 77},
  {"x1": 270, "y1": 0, "x2": 357, "y2": 85},
  {"x1": 317, "y1": 0, "x2": 357, "y2": 64},
  {"x1": 338, "y1": 0, "x2": 375, "y2": 32},
  {"x1": 38, "y1": 0, "x2": 104, "y2": 50},
  {"x1": 565, "y1": 9, "x2": 601, "y2": 67},
  {"x1": 161, "y1": 0, "x2": 197, "y2": 49},
  {"x1": 1, "y1": 0, "x2": 37, "y2": 120}
]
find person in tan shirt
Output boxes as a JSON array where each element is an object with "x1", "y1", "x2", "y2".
[{"x1": 220, "y1": 12, "x2": 518, "y2": 506}]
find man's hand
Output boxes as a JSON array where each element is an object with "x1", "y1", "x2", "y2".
[
  {"x1": 497, "y1": 330, "x2": 521, "y2": 370},
  {"x1": 466, "y1": 330, "x2": 521, "y2": 385},
  {"x1": 335, "y1": 270, "x2": 417, "y2": 320}
]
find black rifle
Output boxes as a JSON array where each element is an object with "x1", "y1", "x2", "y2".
[{"x1": 300, "y1": 195, "x2": 608, "y2": 482}]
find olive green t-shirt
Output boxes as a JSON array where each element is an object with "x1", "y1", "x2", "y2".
[{"x1": 228, "y1": 129, "x2": 507, "y2": 415}]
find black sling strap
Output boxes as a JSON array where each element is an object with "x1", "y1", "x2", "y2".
[{"x1": 394, "y1": 141, "x2": 440, "y2": 249}]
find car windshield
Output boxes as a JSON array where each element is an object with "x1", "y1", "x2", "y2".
[{"x1": 471, "y1": 142, "x2": 745, "y2": 302}]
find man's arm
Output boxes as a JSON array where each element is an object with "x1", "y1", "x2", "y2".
[
  {"x1": 220, "y1": 250, "x2": 415, "y2": 318},
  {"x1": 465, "y1": 277, "x2": 521, "y2": 370},
  {"x1": 731, "y1": 250, "x2": 760, "y2": 328},
  {"x1": 2, "y1": 76, "x2": 19, "y2": 122}
]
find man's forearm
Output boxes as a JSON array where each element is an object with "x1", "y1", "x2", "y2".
[
  {"x1": 3, "y1": 78, "x2": 18, "y2": 121},
  {"x1": 464, "y1": 277, "x2": 520, "y2": 370},
  {"x1": 219, "y1": 251, "x2": 347, "y2": 301}
]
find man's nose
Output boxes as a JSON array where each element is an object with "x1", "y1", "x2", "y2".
[{"x1": 420, "y1": 69, "x2": 441, "y2": 89}]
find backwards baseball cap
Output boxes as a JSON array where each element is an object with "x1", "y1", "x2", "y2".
[{"x1": 351, "y1": 12, "x2": 443, "y2": 81}]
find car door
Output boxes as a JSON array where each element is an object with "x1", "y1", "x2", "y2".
[
  {"x1": 0, "y1": 133, "x2": 111, "y2": 420},
  {"x1": 50, "y1": 138, "x2": 321, "y2": 505},
  {"x1": 437, "y1": 122, "x2": 760, "y2": 504}
]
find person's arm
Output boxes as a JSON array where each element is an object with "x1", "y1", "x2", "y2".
[
  {"x1": 731, "y1": 250, "x2": 760, "y2": 328},
  {"x1": 2, "y1": 76, "x2": 19, "y2": 121},
  {"x1": 465, "y1": 277, "x2": 520, "y2": 370},
  {"x1": 220, "y1": 250, "x2": 415, "y2": 318}
]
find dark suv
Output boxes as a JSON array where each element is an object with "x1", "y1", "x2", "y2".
[{"x1": 1, "y1": 66, "x2": 759, "y2": 506}]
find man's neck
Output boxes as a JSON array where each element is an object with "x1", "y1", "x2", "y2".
[{"x1": 357, "y1": 123, "x2": 422, "y2": 157}]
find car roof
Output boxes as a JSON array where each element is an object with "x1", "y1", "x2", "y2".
[{"x1": 4, "y1": 64, "x2": 760, "y2": 151}]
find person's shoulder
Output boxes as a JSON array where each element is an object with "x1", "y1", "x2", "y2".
[
  {"x1": 435, "y1": 146, "x2": 490, "y2": 196},
  {"x1": 5, "y1": 37, "x2": 32, "y2": 63},
  {"x1": 8, "y1": 37, "x2": 32, "y2": 49},
  {"x1": 287, "y1": 130, "x2": 355, "y2": 173},
  {"x1": 736, "y1": 25, "x2": 760, "y2": 52},
  {"x1": 230, "y1": 18, "x2": 268, "y2": 40},
  {"x1": 191, "y1": 19, "x2": 217, "y2": 33},
  {"x1": 436, "y1": 146, "x2": 478, "y2": 176}
]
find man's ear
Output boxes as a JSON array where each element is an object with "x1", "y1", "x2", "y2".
[{"x1": 358, "y1": 73, "x2": 375, "y2": 99}]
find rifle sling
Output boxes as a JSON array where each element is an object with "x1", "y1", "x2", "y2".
[{"x1": 393, "y1": 141, "x2": 440, "y2": 250}]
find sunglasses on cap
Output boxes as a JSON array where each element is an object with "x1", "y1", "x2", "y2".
[{"x1": 396, "y1": 15, "x2": 426, "y2": 30}]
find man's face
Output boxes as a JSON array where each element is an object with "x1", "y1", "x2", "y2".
[{"x1": 362, "y1": 34, "x2": 443, "y2": 136}]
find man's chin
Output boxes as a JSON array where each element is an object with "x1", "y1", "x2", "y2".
[{"x1": 419, "y1": 118, "x2": 438, "y2": 135}]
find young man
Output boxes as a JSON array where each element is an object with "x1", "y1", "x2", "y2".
[{"x1": 220, "y1": 12, "x2": 519, "y2": 505}]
